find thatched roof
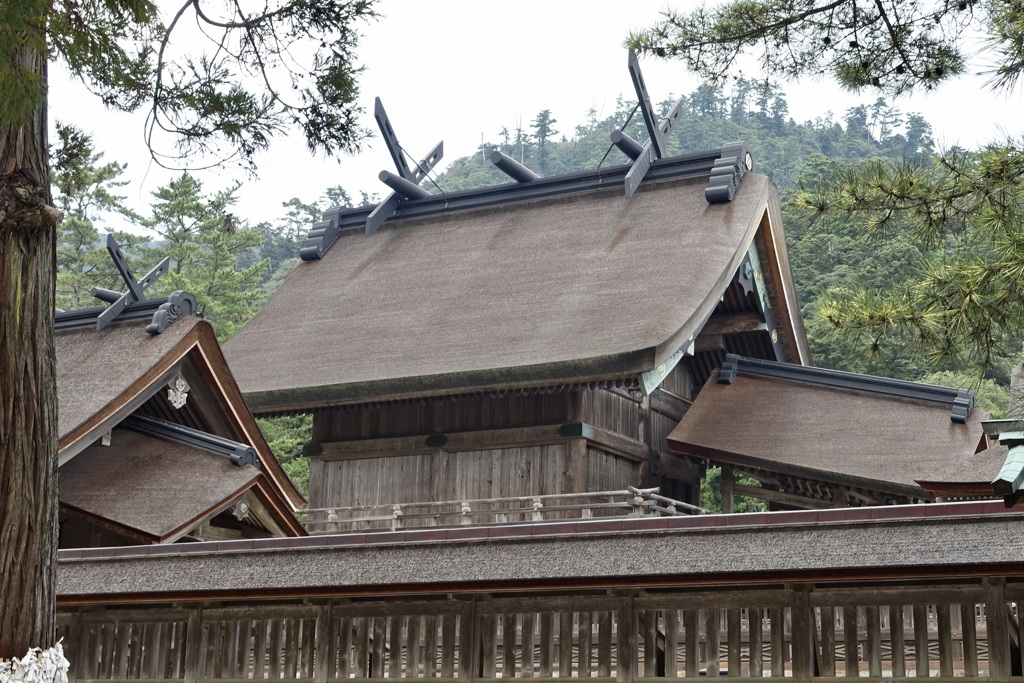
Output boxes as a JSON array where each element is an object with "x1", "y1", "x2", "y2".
[
  {"x1": 56, "y1": 502, "x2": 1024, "y2": 600},
  {"x1": 668, "y1": 369, "x2": 988, "y2": 497},
  {"x1": 55, "y1": 316, "x2": 304, "y2": 510},
  {"x1": 225, "y1": 172, "x2": 806, "y2": 413},
  {"x1": 56, "y1": 316, "x2": 200, "y2": 445},
  {"x1": 59, "y1": 429, "x2": 264, "y2": 542}
]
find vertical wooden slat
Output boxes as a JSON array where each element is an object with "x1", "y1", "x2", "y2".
[
  {"x1": 819, "y1": 606, "x2": 835, "y2": 677},
  {"x1": 303, "y1": 618, "x2": 316, "y2": 679},
  {"x1": 338, "y1": 617, "x2": 353, "y2": 680},
  {"x1": 151, "y1": 622, "x2": 168, "y2": 680},
  {"x1": 501, "y1": 614, "x2": 517, "y2": 678},
  {"x1": 481, "y1": 614, "x2": 498, "y2": 679},
  {"x1": 749, "y1": 607, "x2": 763, "y2": 679},
  {"x1": 769, "y1": 608, "x2": 784, "y2": 678},
  {"x1": 843, "y1": 606, "x2": 859, "y2": 677},
  {"x1": 355, "y1": 617, "x2": 369, "y2": 679},
  {"x1": 597, "y1": 612, "x2": 613, "y2": 678},
  {"x1": 684, "y1": 609, "x2": 699, "y2": 679},
  {"x1": 986, "y1": 579, "x2": 1011, "y2": 680},
  {"x1": 727, "y1": 608, "x2": 741, "y2": 677},
  {"x1": 936, "y1": 603, "x2": 953, "y2": 677},
  {"x1": 286, "y1": 618, "x2": 300, "y2": 679},
  {"x1": 65, "y1": 613, "x2": 82, "y2": 683},
  {"x1": 791, "y1": 589, "x2": 813, "y2": 681},
  {"x1": 389, "y1": 616, "x2": 403, "y2": 679},
  {"x1": 704, "y1": 609, "x2": 720, "y2": 677},
  {"x1": 409, "y1": 615, "x2": 422, "y2": 678},
  {"x1": 102, "y1": 621, "x2": 117, "y2": 679},
  {"x1": 539, "y1": 612, "x2": 554, "y2": 677},
  {"x1": 265, "y1": 619, "x2": 282, "y2": 679},
  {"x1": 664, "y1": 609, "x2": 679, "y2": 678},
  {"x1": 115, "y1": 621, "x2": 131, "y2": 680},
  {"x1": 522, "y1": 613, "x2": 536, "y2": 678},
  {"x1": 315, "y1": 605, "x2": 332, "y2": 683},
  {"x1": 371, "y1": 616, "x2": 386, "y2": 679},
  {"x1": 423, "y1": 615, "x2": 438, "y2": 678},
  {"x1": 579, "y1": 611, "x2": 593, "y2": 678},
  {"x1": 226, "y1": 620, "x2": 241, "y2": 679},
  {"x1": 558, "y1": 612, "x2": 574, "y2": 677},
  {"x1": 172, "y1": 620, "x2": 187, "y2": 680},
  {"x1": 252, "y1": 619, "x2": 268, "y2": 680},
  {"x1": 209, "y1": 621, "x2": 224, "y2": 681},
  {"x1": 913, "y1": 604, "x2": 929, "y2": 677},
  {"x1": 865, "y1": 606, "x2": 882, "y2": 678},
  {"x1": 643, "y1": 611, "x2": 657, "y2": 678},
  {"x1": 440, "y1": 614, "x2": 456, "y2": 678},
  {"x1": 618, "y1": 600, "x2": 636, "y2": 683},
  {"x1": 889, "y1": 605, "x2": 905, "y2": 677},
  {"x1": 958, "y1": 602, "x2": 974, "y2": 679},
  {"x1": 184, "y1": 610, "x2": 202, "y2": 683},
  {"x1": 459, "y1": 604, "x2": 476, "y2": 682}
]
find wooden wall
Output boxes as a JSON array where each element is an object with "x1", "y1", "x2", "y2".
[
  {"x1": 57, "y1": 577, "x2": 1022, "y2": 681},
  {"x1": 310, "y1": 445, "x2": 571, "y2": 512},
  {"x1": 309, "y1": 364, "x2": 697, "y2": 512}
]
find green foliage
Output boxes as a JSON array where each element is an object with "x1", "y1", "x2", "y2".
[
  {"x1": 137, "y1": 174, "x2": 267, "y2": 340},
  {"x1": 52, "y1": 123, "x2": 144, "y2": 311},
  {"x1": 625, "y1": 1, "x2": 1024, "y2": 96},
  {"x1": 920, "y1": 370, "x2": 1009, "y2": 418},
  {"x1": 257, "y1": 415, "x2": 312, "y2": 498},
  {"x1": 7, "y1": 0, "x2": 376, "y2": 167},
  {"x1": 700, "y1": 467, "x2": 767, "y2": 513},
  {"x1": 802, "y1": 144, "x2": 1024, "y2": 374}
]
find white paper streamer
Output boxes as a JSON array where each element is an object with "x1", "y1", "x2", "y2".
[{"x1": 0, "y1": 642, "x2": 70, "y2": 683}]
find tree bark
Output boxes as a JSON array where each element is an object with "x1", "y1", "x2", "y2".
[{"x1": 0, "y1": 39, "x2": 60, "y2": 658}]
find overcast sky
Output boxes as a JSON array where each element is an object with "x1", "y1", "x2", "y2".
[{"x1": 48, "y1": 0, "x2": 1021, "y2": 228}]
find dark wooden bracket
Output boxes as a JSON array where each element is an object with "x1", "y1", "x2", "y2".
[
  {"x1": 366, "y1": 97, "x2": 444, "y2": 236},
  {"x1": 617, "y1": 50, "x2": 685, "y2": 200}
]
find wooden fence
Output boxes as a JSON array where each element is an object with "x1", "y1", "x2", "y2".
[{"x1": 58, "y1": 579, "x2": 1024, "y2": 681}]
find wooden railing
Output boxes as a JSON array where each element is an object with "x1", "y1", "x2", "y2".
[
  {"x1": 57, "y1": 579, "x2": 1024, "y2": 681},
  {"x1": 299, "y1": 488, "x2": 707, "y2": 533}
]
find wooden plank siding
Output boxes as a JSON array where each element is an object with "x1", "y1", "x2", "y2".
[
  {"x1": 308, "y1": 366, "x2": 697, "y2": 516},
  {"x1": 57, "y1": 578, "x2": 1024, "y2": 681}
]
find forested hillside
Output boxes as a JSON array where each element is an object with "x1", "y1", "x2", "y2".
[{"x1": 55, "y1": 79, "x2": 1013, "y2": 496}]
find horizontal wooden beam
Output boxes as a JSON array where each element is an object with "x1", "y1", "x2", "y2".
[
  {"x1": 732, "y1": 483, "x2": 835, "y2": 510},
  {"x1": 305, "y1": 422, "x2": 700, "y2": 481},
  {"x1": 699, "y1": 312, "x2": 766, "y2": 337}
]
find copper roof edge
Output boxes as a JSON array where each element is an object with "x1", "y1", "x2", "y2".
[{"x1": 57, "y1": 499, "x2": 1021, "y2": 563}]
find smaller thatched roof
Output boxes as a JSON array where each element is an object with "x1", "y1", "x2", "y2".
[
  {"x1": 669, "y1": 363, "x2": 989, "y2": 498},
  {"x1": 60, "y1": 429, "x2": 264, "y2": 542},
  {"x1": 55, "y1": 315, "x2": 304, "y2": 511}
]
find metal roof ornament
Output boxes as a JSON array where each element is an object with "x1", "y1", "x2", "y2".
[
  {"x1": 366, "y1": 97, "x2": 444, "y2": 236},
  {"x1": 619, "y1": 50, "x2": 685, "y2": 200},
  {"x1": 53, "y1": 235, "x2": 197, "y2": 334}
]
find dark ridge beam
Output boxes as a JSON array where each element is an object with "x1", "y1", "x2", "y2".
[
  {"x1": 610, "y1": 130, "x2": 644, "y2": 161},
  {"x1": 123, "y1": 415, "x2": 259, "y2": 468},
  {"x1": 490, "y1": 150, "x2": 539, "y2": 183},
  {"x1": 90, "y1": 288, "x2": 122, "y2": 305},
  {"x1": 699, "y1": 312, "x2": 766, "y2": 337},
  {"x1": 379, "y1": 170, "x2": 431, "y2": 200}
]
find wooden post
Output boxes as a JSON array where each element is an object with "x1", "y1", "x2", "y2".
[
  {"x1": 791, "y1": 587, "x2": 814, "y2": 681},
  {"x1": 749, "y1": 607, "x2": 763, "y2": 678},
  {"x1": 460, "y1": 601, "x2": 477, "y2": 682},
  {"x1": 183, "y1": 608, "x2": 202, "y2": 683},
  {"x1": 579, "y1": 611, "x2": 593, "y2": 677},
  {"x1": 912, "y1": 604, "x2": 929, "y2": 676},
  {"x1": 987, "y1": 578, "x2": 1011, "y2": 680},
  {"x1": 819, "y1": 606, "x2": 835, "y2": 677},
  {"x1": 865, "y1": 605, "x2": 882, "y2": 678},
  {"x1": 501, "y1": 614, "x2": 517, "y2": 678},
  {"x1": 720, "y1": 465, "x2": 734, "y2": 514},
  {"x1": 558, "y1": 612, "x2": 574, "y2": 677},
  {"x1": 65, "y1": 612, "x2": 82, "y2": 683},
  {"x1": 936, "y1": 603, "x2": 953, "y2": 677},
  {"x1": 664, "y1": 609, "x2": 679, "y2": 678},
  {"x1": 618, "y1": 598, "x2": 636, "y2": 683},
  {"x1": 705, "y1": 609, "x2": 720, "y2": 677},
  {"x1": 889, "y1": 605, "x2": 906, "y2": 677},
  {"x1": 727, "y1": 608, "x2": 741, "y2": 676},
  {"x1": 315, "y1": 605, "x2": 331, "y2": 683},
  {"x1": 684, "y1": 609, "x2": 699, "y2": 678},
  {"x1": 961, "y1": 602, "x2": 978, "y2": 677}
]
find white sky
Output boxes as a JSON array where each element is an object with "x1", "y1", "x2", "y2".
[{"x1": 47, "y1": 0, "x2": 1021, "y2": 228}]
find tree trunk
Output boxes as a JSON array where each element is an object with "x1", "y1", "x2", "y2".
[{"x1": 0, "y1": 39, "x2": 60, "y2": 658}]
